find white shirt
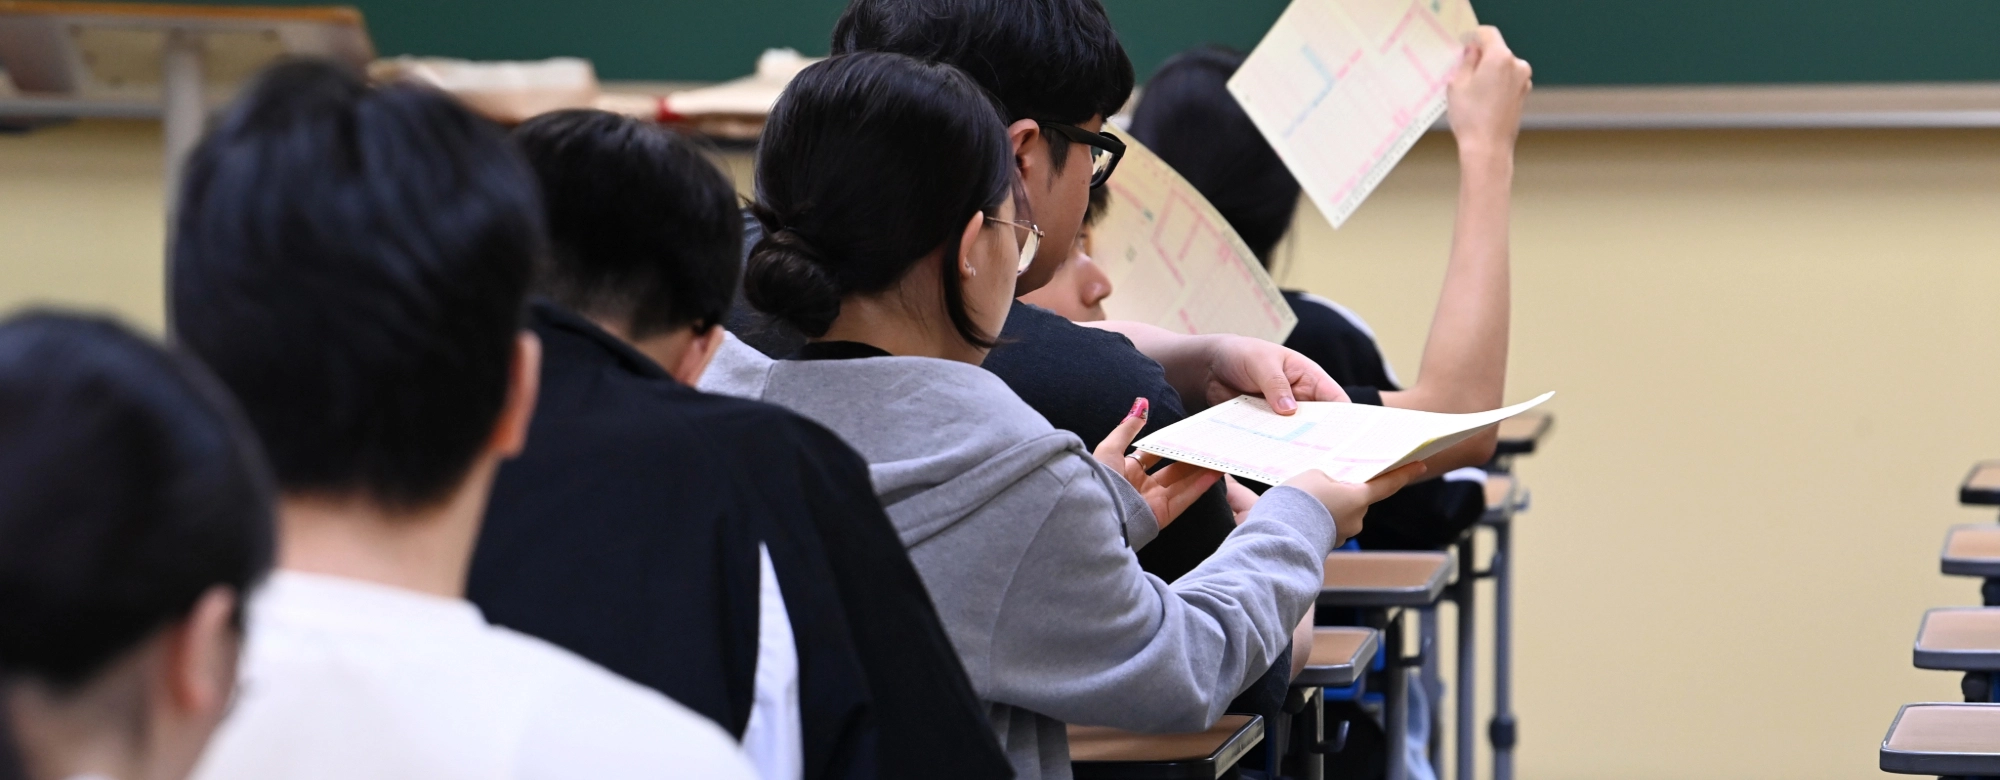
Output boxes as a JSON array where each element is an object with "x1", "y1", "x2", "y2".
[
  {"x1": 192, "y1": 572, "x2": 757, "y2": 780},
  {"x1": 741, "y1": 544, "x2": 804, "y2": 780}
]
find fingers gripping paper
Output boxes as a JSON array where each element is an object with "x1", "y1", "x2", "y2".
[
  {"x1": 1095, "y1": 135, "x2": 1298, "y2": 343},
  {"x1": 1228, "y1": 0, "x2": 1478, "y2": 229},
  {"x1": 1134, "y1": 392, "x2": 1551, "y2": 485}
]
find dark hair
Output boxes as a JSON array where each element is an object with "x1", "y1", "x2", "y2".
[
  {"x1": 831, "y1": 0, "x2": 1134, "y2": 172},
  {"x1": 512, "y1": 110, "x2": 745, "y2": 337},
  {"x1": 0, "y1": 312, "x2": 275, "y2": 689},
  {"x1": 1084, "y1": 183, "x2": 1111, "y2": 228},
  {"x1": 1130, "y1": 47, "x2": 1300, "y2": 265},
  {"x1": 171, "y1": 59, "x2": 541, "y2": 510}
]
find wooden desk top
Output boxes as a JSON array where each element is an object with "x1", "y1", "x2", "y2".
[
  {"x1": 1915, "y1": 608, "x2": 2000, "y2": 671},
  {"x1": 1295, "y1": 627, "x2": 1378, "y2": 688},
  {"x1": 1319, "y1": 551, "x2": 1452, "y2": 608},
  {"x1": 1962, "y1": 462, "x2": 2000, "y2": 506},
  {"x1": 1882, "y1": 703, "x2": 2000, "y2": 775},
  {"x1": 1484, "y1": 474, "x2": 1515, "y2": 513},
  {"x1": 1943, "y1": 525, "x2": 2000, "y2": 577},
  {"x1": 1494, "y1": 412, "x2": 1552, "y2": 456},
  {"x1": 1069, "y1": 714, "x2": 1263, "y2": 779}
]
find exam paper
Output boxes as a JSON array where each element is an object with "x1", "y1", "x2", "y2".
[
  {"x1": 1134, "y1": 391, "x2": 1551, "y2": 485},
  {"x1": 1228, "y1": 0, "x2": 1478, "y2": 228},
  {"x1": 1094, "y1": 134, "x2": 1298, "y2": 343}
]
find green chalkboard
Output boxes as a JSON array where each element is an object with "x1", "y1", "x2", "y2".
[{"x1": 121, "y1": 0, "x2": 2000, "y2": 85}]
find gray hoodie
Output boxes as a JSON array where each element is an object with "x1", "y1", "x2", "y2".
[{"x1": 702, "y1": 337, "x2": 1337, "y2": 780}]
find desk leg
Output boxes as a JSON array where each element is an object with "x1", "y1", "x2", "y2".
[
  {"x1": 1386, "y1": 612, "x2": 1408, "y2": 780},
  {"x1": 1420, "y1": 606, "x2": 1442, "y2": 769},
  {"x1": 1490, "y1": 518, "x2": 1516, "y2": 780},
  {"x1": 1455, "y1": 535, "x2": 1477, "y2": 780}
]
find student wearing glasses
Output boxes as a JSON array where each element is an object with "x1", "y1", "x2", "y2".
[
  {"x1": 716, "y1": 0, "x2": 1355, "y2": 587},
  {"x1": 708, "y1": 51, "x2": 1425, "y2": 780},
  {"x1": 1018, "y1": 186, "x2": 1115, "y2": 323}
]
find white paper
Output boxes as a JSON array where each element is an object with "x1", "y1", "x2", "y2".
[
  {"x1": 1094, "y1": 134, "x2": 1298, "y2": 343},
  {"x1": 1227, "y1": 0, "x2": 1478, "y2": 228},
  {"x1": 1134, "y1": 391, "x2": 1552, "y2": 484}
]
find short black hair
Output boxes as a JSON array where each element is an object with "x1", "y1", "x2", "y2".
[
  {"x1": 512, "y1": 110, "x2": 745, "y2": 338},
  {"x1": 744, "y1": 52, "x2": 1013, "y2": 348},
  {"x1": 0, "y1": 312, "x2": 274, "y2": 689},
  {"x1": 831, "y1": 0, "x2": 1134, "y2": 171},
  {"x1": 1130, "y1": 47, "x2": 1300, "y2": 265},
  {"x1": 171, "y1": 59, "x2": 542, "y2": 509}
]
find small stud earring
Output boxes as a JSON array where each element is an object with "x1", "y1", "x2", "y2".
[{"x1": 965, "y1": 264, "x2": 977, "y2": 277}]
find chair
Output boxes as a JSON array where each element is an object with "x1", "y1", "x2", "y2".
[
  {"x1": 1069, "y1": 714, "x2": 1265, "y2": 780},
  {"x1": 1962, "y1": 461, "x2": 2000, "y2": 507},
  {"x1": 1881, "y1": 703, "x2": 2000, "y2": 776}
]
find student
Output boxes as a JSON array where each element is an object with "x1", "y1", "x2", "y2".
[
  {"x1": 0, "y1": 313, "x2": 274, "y2": 780},
  {"x1": 471, "y1": 109, "x2": 1011, "y2": 780},
  {"x1": 718, "y1": 0, "x2": 1354, "y2": 586},
  {"x1": 1130, "y1": 40, "x2": 1530, "y2": 549},
  {"x1": 709, "y1": 51, "x2": 1424, "y2": 780},
  {"x1": 170, "y1": 61, "x2": 754, "y2": 780},
  {"x1": 1018, "y1": 187, "x2": 1113, "y2": 322}
]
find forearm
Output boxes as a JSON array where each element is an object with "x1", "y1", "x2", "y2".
[
  {"x1": 1397, "y1": 146, "x2": 1513, "y2": 415},
  {"x1": 1082, "y1": 320, "x2": 1216, "y2": 408}
]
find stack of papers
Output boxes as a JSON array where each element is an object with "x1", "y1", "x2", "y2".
[
  {"x1": 1094, "y1": 134, "x2": 1298, "y2": 343},
  {"x1": 1135, "y1": 392, "x2": 1552, "y2": 485}
]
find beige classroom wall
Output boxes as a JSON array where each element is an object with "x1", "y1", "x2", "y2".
[{"x1": 6, "y1": 118, "x2": 2000, "y2": 778}]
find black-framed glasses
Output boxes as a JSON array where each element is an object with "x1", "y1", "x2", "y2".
[
  {"x1": 1038, "y1": 121, "x2": 1126, "y2": 189},
  {"x1": 984, "y1": 214, "x2": 1043, "y2": 275}
]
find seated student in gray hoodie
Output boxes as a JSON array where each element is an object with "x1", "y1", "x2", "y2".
[{"x1": 703, "y1": 51, "x2": 1427, "y2": 780}]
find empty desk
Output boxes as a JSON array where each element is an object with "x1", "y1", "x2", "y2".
[
  {"x1": 1493, "y1": 412, "x2": 1552, "y2": 457},
  {"x1": 1963, "y1": 461, "x2": 2000, "y2": 507},
  {"x1": 1296, "y1": 627, "x2": 1379, "y2": 688},
  {"x1": 1943, "y1": 525, "x2": 2000, "y2": 578},
  {"x1": 1319, "y1": 552, "x2": 1452, "y2": 609},
  {"x1": 1881, "y1": 703, "x2": 2000, "y2": 776},
  {"x1": 1069, "y1": 714, "x2": 1264, "y2": 780}
]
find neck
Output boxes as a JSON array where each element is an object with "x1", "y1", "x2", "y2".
[
  {"x1": 587, "y1": 316, "x2": 690, "y2": 379},
  {"x1": 275, "y1": 461, "x2": 497, "y2": 599},
  {"x1": 819, "y1": 259, "x2": 988, "y2": 364},
  {"x1": 7, "y1": 658, "x2": 149, "y2": 780}
]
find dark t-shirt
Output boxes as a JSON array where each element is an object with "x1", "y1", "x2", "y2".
[
  {"x1": 471, "y1": 302, "x2": 1010, "y2": 780},
  {"x1": 1281, "y1": 290, "x2": 1484, "y2": 551}
]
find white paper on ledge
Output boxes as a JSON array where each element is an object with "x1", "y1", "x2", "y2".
[
  {"x1": 1134, "y1": 391, "x2": 1552, "y2": 485},
  {"x1": 1228, "y1": 0, "x2": 1478, "y2": 228},
  {"x1": 1093, "y1": 134, "x2": 1298, "y2": 343}
]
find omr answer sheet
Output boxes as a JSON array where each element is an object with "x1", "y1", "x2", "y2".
[
  {"x1": 1228, "y1": 0, "x2": 1478, "y2": 229},
  {"x1": 1093, "y1": 134, "x2": 1298, "y2": 344},
  {"x1": 1134, "y1": 391, "x2": 1551, "y2": 485}
]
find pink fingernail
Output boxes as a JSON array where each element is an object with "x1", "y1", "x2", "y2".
[
  {"x1": 1274, "y1": 396, "x2": 1297, "y2": 412},
  {"x1": 1129, "y1": 397, "x2": 1149, "y2": 420}
]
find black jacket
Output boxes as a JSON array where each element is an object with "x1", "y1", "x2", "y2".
[{"x1": 469, "y1": 302, "x2": 1011, "y2": 780}]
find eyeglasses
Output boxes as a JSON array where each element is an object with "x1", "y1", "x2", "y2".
[
  {"x1": 984, "y1": 214, "x2": 1043, "y2": 275},
  {"x1": 1038, "y1": 121, "x2": 1127, "y2": 189}
]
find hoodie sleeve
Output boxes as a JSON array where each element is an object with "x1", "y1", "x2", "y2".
[
  {"x1": 983, "y1": 455, "x2": 1337, "y2": 733},
  {"x1": 697, "y1": 333, "x2": 776, "y2": 401}
]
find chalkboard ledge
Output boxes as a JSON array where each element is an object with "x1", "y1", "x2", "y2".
[{"x1": 1427, "y1": 82, "x2": 2000, "y2": 131}]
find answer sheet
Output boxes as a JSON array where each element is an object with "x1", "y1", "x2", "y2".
[
  {"x1": 1135, "y1": 391, "x2": 1552, "y2": 485},
  {"x1": 1093, "y1": 134, "x2": 1298, "y2": 344},
  {"x1": 1228, "y1": 0, "x2": 1478, "y2": 228}
]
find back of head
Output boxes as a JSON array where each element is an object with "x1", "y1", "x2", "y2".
[
  {"x1": 744, "y1": 51, "x2": 1013, "y2": 345},
  {"x1": 1129, "y1": 47, "x2": 1300, "y2": 265},
  {"x1": 832, "y1": 0, "x2": 1134, "y2": 167},
  {"x1": 0, "y1": 312, "x2": 274, "y2": 691},
  {"x1": 171, "y1": 59, "x2": 541, "y2": 510},
  {"x1": 512, "y1": 110, "x2": 744, "y2": 338}
]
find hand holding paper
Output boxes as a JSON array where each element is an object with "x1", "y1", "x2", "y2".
[{"x1": 1134, "y1": 392, "x2": 1553, "y2": 485}]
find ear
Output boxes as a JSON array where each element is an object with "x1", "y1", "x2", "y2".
[
  {"x1": 490, "y1": 332, "x2": 542, "y2": 459},
  {"x1": 1007, "y1": 118, "x2": 1044, "y2": 184},
  {"x1": 670, "y1": 325, "x2": 728, "y2": 386},
  {"x1": 161, "y1": 586, "x2": 240, "y2": 717},
  {"x1": 958, "y1": 209, "x2": 986, "y2": 278}
]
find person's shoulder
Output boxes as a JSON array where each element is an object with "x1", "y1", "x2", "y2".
[
  {"x1": 487, "y1": 625, "x2": 759, "y2": 778},
  {"x1": 987, "y1": 304, "x2": 1174, "y2": 393},
  {"x1": 996, "y1": 302, "x2": 1146, "y2": 359}
]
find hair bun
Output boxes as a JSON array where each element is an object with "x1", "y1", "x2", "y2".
[{"x1": 744, "y1": 227, "x2": 843, "y2": 337}]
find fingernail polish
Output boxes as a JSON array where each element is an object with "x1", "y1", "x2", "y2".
[{"x1": 1129, "y1": 397, "x2": 1149, "y2": 420}]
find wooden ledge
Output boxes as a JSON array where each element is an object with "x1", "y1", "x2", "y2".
[
  {"x1": 1915, "y1": 609, "x2": 2000, "y2": 672},
  {"x1": 1494, "y1": 412, "x2": 1552, "y2": 456},
  {"x1": 1882, "y1": 703, "x2": 2000, "y2": 775},
  {"x1": 1295, "y1": 627, "x2": 1378, "y2": 688},
  {"x1": 1319, "y1": 551, "x2": 1452, "y2": 608},
  {"x1": 1942, "y1": 525, "x2": 2000, "y2": 577},
  {"x1": 1963, "y1": 462, "x2": 2000, "y2": 506},
  {"x1": 1069, "y1": 714, "x2": 1264, "y2": 780}
]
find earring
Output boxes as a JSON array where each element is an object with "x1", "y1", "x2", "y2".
[{"x1": 965, "y1": 264, "x2": 977, "y2": 277}]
